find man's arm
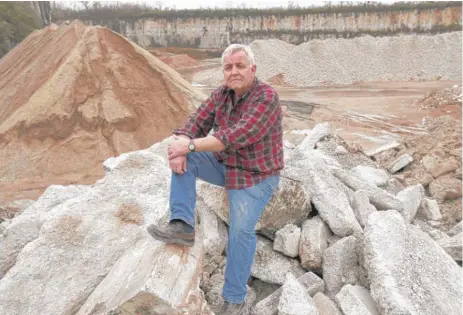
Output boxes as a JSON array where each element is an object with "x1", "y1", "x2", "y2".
[{"x1": 173, "y1": 92, "x2": 216, "y2": 139}]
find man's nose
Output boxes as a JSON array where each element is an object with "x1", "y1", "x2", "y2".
[{"x1": 231, "y1": 65, "x2": 239, "y2": 74}]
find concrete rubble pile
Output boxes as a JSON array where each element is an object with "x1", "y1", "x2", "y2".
[{"x1": 0, "y1": 123, "x2": 461, "y2": 315}]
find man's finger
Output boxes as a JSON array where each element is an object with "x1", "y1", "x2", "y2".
[{"x1": 182, "y1": 158, "x2": 187, "y2": 172}]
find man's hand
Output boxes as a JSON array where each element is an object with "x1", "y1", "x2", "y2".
[
  {"x1": 168, "y1": 137, "x2": 190, "y2": 160},
  {"x1": 169, "y1": 155, "x2": 187, "y2": 175}
]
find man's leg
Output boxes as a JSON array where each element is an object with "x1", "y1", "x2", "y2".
[
  {"x1": 221, "y1": 175, "x2": 280, "y2": 305},
  {"x1": 148, "y1": 152, "x2": 225, "y2": 246},
  {"x1": 169, "y1": 151, "x2": 226, "y2": 227}
]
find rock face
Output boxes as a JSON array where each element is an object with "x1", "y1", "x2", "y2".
[
  {"x1": 0, "y1": 21, "x2": 207, "y2": 204},
  {"x1": 364, "y1": 211, "x2": 462, "y2": 315},
  {"x1": 0, "y1": 141, "x2": 212, "y2": 315}
]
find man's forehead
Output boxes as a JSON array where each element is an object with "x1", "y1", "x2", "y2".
[{"x1": 224, "y1": 51, "x2": 249, "y2": 64}]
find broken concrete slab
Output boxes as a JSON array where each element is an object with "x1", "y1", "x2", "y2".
[
  {"x1": 352, "y1": 190, "x2": 377, "y2": 228},
  {"x1": 251, "y1": 236, "x2": 305, "y2": 285},
  {"x1": 285, "y1": 164, "x2": 362, "y2": 237},
  {"x1": 388, "y1": 153, "x2": 413, "y2": 173},
  {"x1": 335, "y1": 284, "x2": 379, "y2": 315},
  {"x1": 396, "y1": 184, "x2": 425, "y2": 223},
  {"x1": 417, "y1": 198, "x2": 443, "y2": 221},
  {"x1": 349, "y1": 165, "x2": 389, "y2": 187},
  {"x1": 251, "y1": 271, "x2": 324, "y2": 315},
  {"x1": 364, "y1": 210, "x2": 462, "y2": 315},
  {"x1": 313, "y1": 292, "x2": 343, "y2": 315},
  {"x1": 299, "y1": 216, "x2": 331, "y2": 270},
  {"x1": 448, "y1": 221, "x2": 462, "y2": 236},
  {"x1": 323, "y1": 236, "x2": 359, "y2": 298},
  {"x1": 273, "y1": 223, "x2": 301, "y2": 258},
  {"x1": 0, "y1": 214, "x2": 40, "y2": 279},
  {"x1": 278, "y1": 273, "x2": 320, "y2": 315},
  {"x1": 438, "y1": 232, "x2": 462, "y2": 262},
  {"x1": 0, "y1": 147, "x2": 212, "y2": 315},
  {"x1": 198, "y1": 177, "x2": 311, "y2": 239},
  {"x1": 333, "y1": 168, "x2": 403, "y2": 211},
  {"x1": 197, "y1": 199, "x2": 228, "y2": 257},
  {"x1": 298, "y1": 122, "x2": 331, "y2": 152}
]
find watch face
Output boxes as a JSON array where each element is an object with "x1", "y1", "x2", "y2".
[{"x1": 189, "y1": 144, "x2": 195, "y2": 151}]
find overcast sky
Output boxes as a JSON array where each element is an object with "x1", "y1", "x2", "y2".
[{"x1": 65, "y1": 0, "x2": 398, "y2": 10}]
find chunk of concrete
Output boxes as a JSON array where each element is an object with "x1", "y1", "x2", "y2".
[
  {"x1": 251, "y1": 236, "x2": 305, "y2": 285},
  {"x1": 298, "y1": 122, "x2": 331, "y2": 151},
  {"x1": 352, "y1": 190, "x2": 377, "y2": 228},
  {"x1": 332, "y1": 168, "x2": 403, "y2": 211},
  {"x1": 396, "y1": 184, "x2": 425, "y2": 223},
  {"x1": 199, "y1": 177, "x2": 311, "y2": 239},
  {"x1": 417, "y1": 198, "x2": 443, "y2": 221},
  {"x1": 448, "y1": 221, "x2": 462, "y2": 236},
  {"x1": 274, "y1": 224, "x2": 301, "y2": 258},
  {"x1": 335, "y1": 284, "x2": 379, "y2": 315},
  {"x1": 299, "y1": 216, "x2": 331, "y2": 270},
  {"x1": 313, "y1": 292, "x2": 343, "y2": 315},
  {"x1": 388, "y1": 154, "x2": 413, "y2": 173},
  {"x1": 438, "y1": 232, "x2": 462, "y2": 262},
  {"x1": 349, "y1": 165, "x2": 389, "y2": 187},
  {"x1": 278, "y1": 273, "x2": 320, "y2": 315},
  {"x1": 197, "y1": 199, "x2": 228, "y2": 257},
  {"x1": 323, "y1": 236, "x2": 359, "y2": 298},
  {"x1": 364, "y1": 211, "x2": 462, "y2": 315},
  {"x1": 252, "y1": 272, "x2": 324, "y2": 315}
]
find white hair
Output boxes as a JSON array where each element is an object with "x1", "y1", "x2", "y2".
[{"x1": 221, "y1": 44, "x2": 255, "y2": 67}]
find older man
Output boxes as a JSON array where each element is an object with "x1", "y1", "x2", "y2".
[{"x1": 148, "y1": 43, "x2": 283, "y2": 314}]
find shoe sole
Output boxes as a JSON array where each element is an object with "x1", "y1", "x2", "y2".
[{"x1": 148, "y1": 228, "x2": 195, "y2": 247}]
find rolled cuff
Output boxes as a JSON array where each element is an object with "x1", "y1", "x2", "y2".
[{"x1": 173, "y1": 128, "x2": 194, "y2": 139}]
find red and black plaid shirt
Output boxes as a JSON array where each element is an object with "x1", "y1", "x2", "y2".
[{"x1": 173, "y1": 78, "x2": 284, "y2": 189}]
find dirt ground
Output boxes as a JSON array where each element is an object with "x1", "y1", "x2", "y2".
[{"x1": 179, "y1": 57, "x2": 461, "y2": 152}]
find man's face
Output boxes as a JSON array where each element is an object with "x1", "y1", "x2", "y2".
[{"x1": 223, "y1": 50, "x2": 256, "y2": 93}]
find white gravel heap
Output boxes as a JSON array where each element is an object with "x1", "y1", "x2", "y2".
[{"x1": 195, "y1": 32, "x2": 462, "y2": 87}]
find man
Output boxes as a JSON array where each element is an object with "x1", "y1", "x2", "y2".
[{"x1": 148, "y1": 43, "x2": 283, "y2": 314}]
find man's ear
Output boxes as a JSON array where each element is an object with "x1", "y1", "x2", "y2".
[{"x1": 251, "y1": 64, "x2": 257, "y2": 73}]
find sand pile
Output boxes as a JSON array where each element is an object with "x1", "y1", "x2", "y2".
[
  {"x1": 194, "y1": 32, "x2": 462, "y2": 87},
  {"x1": 159, "y1": 54, "x2": 200, "y2": 70},
  {"x1": 0, "y1": 20, "x2": 207, "y2": 203}
]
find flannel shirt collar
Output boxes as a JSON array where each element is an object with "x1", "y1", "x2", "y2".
[{"x1": 223, "y1": 77, "x2": 260, "y2": 102}]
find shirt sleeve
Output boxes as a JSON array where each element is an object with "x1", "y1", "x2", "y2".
[
  {"x1": 173, "y1": 91, "x2": 216, "y2": 139},
  {"x1": 212, "y1": 88, "x2": 280, "y2": 150}
]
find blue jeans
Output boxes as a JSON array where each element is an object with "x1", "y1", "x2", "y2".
[{"x1": 169, "y1": 152, "x2": 280, "y2": 303}]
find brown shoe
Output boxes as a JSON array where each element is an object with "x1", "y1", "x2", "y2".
[
  {"x1": 147, "y1": 221, "x2": 195, "y2": 247},
  {"x1": 217, "y1": 302, "x2": 244, "y2": 315}
]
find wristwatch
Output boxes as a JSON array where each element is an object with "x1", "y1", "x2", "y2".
[{"x1": 188, "y1": 139, "x2": 195, "y2": 152}]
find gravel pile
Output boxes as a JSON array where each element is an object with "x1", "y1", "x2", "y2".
[{"x1": 195, "y1": 32, "x2": 462, "y2": 87}]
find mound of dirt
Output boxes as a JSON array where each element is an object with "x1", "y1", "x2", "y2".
[
  {"x1": 159, "y1": 54, "x2": 200, "y2": 70},
  {"x1": 414, "y1": 84, "x2": 462, "y2": 110},
  {"x1": 373, "y1": 115, "x2": 462, "y2": 227},
  {"x1": 0, "y1": 20, "x2": 207, "y2": 203}
]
